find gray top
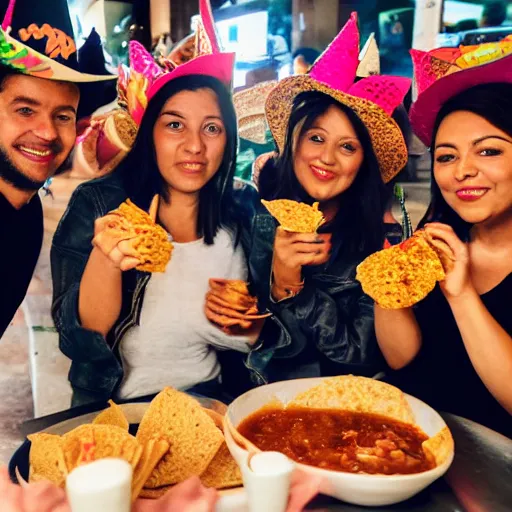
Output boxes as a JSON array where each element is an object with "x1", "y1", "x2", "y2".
[{"x1": 117, "y1": 229, "x2": 250, "y2": 399}]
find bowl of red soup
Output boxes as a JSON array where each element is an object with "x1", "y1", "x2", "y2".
[{"x1": 224, "y1": 376, "x2": 454, "y2": 506}]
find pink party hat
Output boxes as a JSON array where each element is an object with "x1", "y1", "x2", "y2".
[
  {"x1": 266, "y1": 12, "x2": 411, "y2": 183},
  {"x1": 147, "y1": 0, "x2": 234, "y2": 101},
  {"x1": 409, "y1": 37, "x2": 512, "y2": 146}
]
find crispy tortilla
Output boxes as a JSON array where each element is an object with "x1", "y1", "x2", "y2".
[
  {"x1": 136, "y1": 387, "x2": 224, "y2": 488},
  {"x1": 27, "y1": 433, "x2": 68, "y2": 487},
  {"x1": 132, "y1": 439, "x2": 170, "y2": 502},
  {"x1": 200, "y1": 442, "x2": 243, "y2": 489},
  {"x1": 261, "y1": 199, "x2": 325, "y2": 233},
  {"x1": 422, "y1": 426, "x2": 454, "y2": 466},
  {"x1": 62, "y1": 424, "x2": 94, "y2": 472},
  {"x1": 93, "y1": 400, "x2": 129, "y2": 431},
  {"x1": 62, "y1": 424, "x2": 141, "y2": 472},
  {"x1": 356, "y1": 231, "x2": 446, "y2": 309},
  {"x1": 289, "y1": 375, "x2": 415, "y2": 424},
  {"x1": 108, "y1": 199, "x2": 173, "y2": 273},
  {"x1": 208, "y1": 278, "x2": 258, "y2": 310}
]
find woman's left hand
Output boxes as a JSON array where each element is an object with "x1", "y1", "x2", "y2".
[
  {"x1": 204, "y1": 289, "x2": 267, "y2": 344},
  {"x1": 424, "y1": 223, "x2": 474, "y2": 300}
]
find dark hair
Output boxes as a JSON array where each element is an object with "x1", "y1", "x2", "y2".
[
  {"x1": 482, "y1": 1, "x2": 507, "y2": 26},
  {"x1": 0, "y1": 65, "x2": 18, "y2": 91},
  {"x1": 116, "y1": 74, "x2": 238, "y2": 245},
  {"x1": 259, "y1": 91, "x2": 387, "y2": 258},
  {"x1": 418, "y1": 82, "x2": 512, "y2": 238}
]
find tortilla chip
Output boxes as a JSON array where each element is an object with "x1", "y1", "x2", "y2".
[
  {"x1": 93, "y1": 400, "x2": 129, "y2": 431},
  {"x1": 289, "y1": 375, "x2": 415, "y2": 424},
  {"x1": 27, "y1": 433, "x2": 68, "y2": 487},
  {"x1": 422, "y1": 426, "x2": 454, "y2": 466},
  {"x1": 62, "y1": 424, "x2": 141, "y2": 472},
  {"x1": 62, "y1": 424, "x2": 94, "y2": 472},
  {"x1": 109, "y1": 199, "x2": 173, "y2": 273},
  {"x1": 91, "y1": 424, "x2": 141, "y2": 469},
  {"x1": 132, "y1": 227, "x2": 173, "y2": 273},
  {"x1": 111, "y1": 199, "x2": 153, "y2": 225},
  {"x1": 356, "y1": 231, "x2": 445, "y2": 309},
  {"x1": 200, "y1": 442, "x2": 243, "y2": 489},
  {"x1": 262, "y1": 199, "x2": 325, "y2": 233},
  {"x1": 208, "y1": 279, "x2": 258, "y2": 311},
  {"x1": 132, "y1": 439, "x2": 170, "y2": 501},
  {"x1": 136, "y1": 387, "x2": 224, "y2": 488}
]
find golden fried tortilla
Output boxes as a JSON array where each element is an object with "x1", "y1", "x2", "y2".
[
  {"x1": 261, "y1": 199, "x2": 325, "y2": 233},
  {"x1": 422, "y1": 426, "x2": 455, "y2": 466},
  {"x1": 132, "y1": 439, "x2": 170, "y2": 501},
  {"x1": 356, "y1": 231, "x2": 446, "y2": 309},
  {"x1": 62, "y1": 424, "x2": 94, "y2": 472},
  {"x1": 136, "y1": 387, "x2": 224, "y2": 488},
  {"x1": 27, "y1": 433, "x2": 68, "y2": 487},
  {"x1": 108, "y1": 199, "x2": 173, "y2": 272},
  {"x1": 62, "y1": 424, "x2": 141, "y2": 472},
  {"x1": 200, "y1": 442, "x2": 242, "y2": 489},
  {"x1": 289, "y1": 375, "x2": 415, "y2": 424},
  {"x1": 93, "y1": 400, "x2": 129, "y2": 431}
]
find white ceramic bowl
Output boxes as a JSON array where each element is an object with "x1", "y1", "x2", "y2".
[{"x1": 224, "y1": 378, "x2": 454, "y2": 507}]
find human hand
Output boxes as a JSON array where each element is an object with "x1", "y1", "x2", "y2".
[
  {"x1": 286, "y1": 468, "x2": 324, "y2": 512},
  {"x1": 0, "y1": 466, "x2": 70, "y2": 512},
  {"x1": 272, "y1": 227, "x2": 331, "y2": 291},
  {"x1": 424, "y1": 223, "x2": 473, "y2": 300},
  {"x1": 92, "y1": 214, "x2": 142, "y2": 272},
  {"x1": 205, "y1": 279, "x2": 269, "y2": 342},
  {"x1": 133, "y1": 476, "x2": 217, "y2": 512}
]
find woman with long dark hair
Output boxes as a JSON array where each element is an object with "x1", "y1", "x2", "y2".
[
  {"x1": 215, "y1": 14, "x2": 411, "y2": 388},
  {"x1": 375, "y1": 44, "x2": 512, "y2": 437},
  {"x1": 51, "y1": 4, "x2": 255, "y2": 406}
]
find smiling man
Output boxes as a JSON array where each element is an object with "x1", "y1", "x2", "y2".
[{"x1": 0, "y1": 0, "x2": 114, "y2": 336}]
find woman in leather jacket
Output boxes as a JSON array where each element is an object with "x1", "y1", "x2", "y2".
[{"x1": 217, "y1": 14, "x2": 412, "y2": 391}]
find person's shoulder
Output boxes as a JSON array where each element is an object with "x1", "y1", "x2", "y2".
[{"x1": 70, "y1": 172, "x2": 128, "y2": 214}]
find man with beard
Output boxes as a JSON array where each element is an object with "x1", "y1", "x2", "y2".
[{"x1": 0, "y1": 0, "x2": 114, "y2": 337}]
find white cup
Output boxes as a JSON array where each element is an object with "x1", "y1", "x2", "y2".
[
  {"x1": 66, "y1": 458, "x2": 132, "y2": 512},
  {"x1": 242, "y1": 451, "x2": 295, "y2": 512}
]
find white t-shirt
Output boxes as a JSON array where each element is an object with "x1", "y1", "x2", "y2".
[{"x1": 117, "y1": 228, "x2": 250, "y2": 399}]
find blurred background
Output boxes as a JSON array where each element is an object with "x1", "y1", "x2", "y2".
[{"x1": 66, "y1": 0, "x2": 512, "y2": 86}]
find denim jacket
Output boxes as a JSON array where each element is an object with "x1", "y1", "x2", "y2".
[{"x1": 52, "y1": 174, "x2": 269, "y2": 405}]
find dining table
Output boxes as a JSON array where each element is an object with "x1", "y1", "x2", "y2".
[{"x1": 13, "y1": 400, "x2": 512, "y2": 512}]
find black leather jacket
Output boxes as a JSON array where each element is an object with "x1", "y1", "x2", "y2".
[{"x1": 233, "y1": 185, "x2": 390, "y2": 389}]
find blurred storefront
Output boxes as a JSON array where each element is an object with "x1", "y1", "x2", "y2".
[{"x1": 66, "y1": 1, "x2": 511, "y2": 87}]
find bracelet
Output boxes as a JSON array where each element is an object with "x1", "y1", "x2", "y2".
[{"x1": 271, "y1": 278, "x2": 305, "y2": 301}]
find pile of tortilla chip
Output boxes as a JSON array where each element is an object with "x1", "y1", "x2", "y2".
[
  {"x1": 107, "y1": 199, "x2": 173, "y2": 273},
  {"x1": 231, "y1": 375, "x2": 454, "y2": 470},
  {"x1": 26, "y1": 390, "x2": 242, "y2": 502},
  {"x1": 207, "y1": 278, "x2": 270, "y2": 332},
  {"x1": 356, "y1": 230, "x2": 453, "y2": 309},
  {"x1": 262, "y1": 199, "x2": 325, "y2": 233}
]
